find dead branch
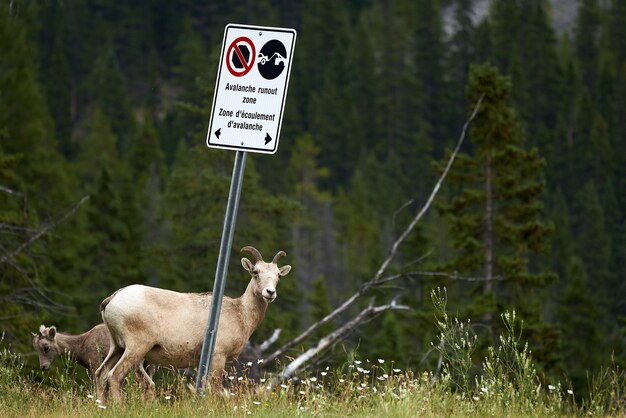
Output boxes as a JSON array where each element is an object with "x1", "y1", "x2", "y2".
[
  {"x1": 269, "y1": 298, "x2": 410, "y2": 385},
  {"x1": 259, "y1": 329, "x2": 282, "y2": 352},
  {"x1": 403, "y1": 271, "x2": 505, "y2": 282},
  {"x1": 262, "y1": 95, "x2": 484, "y2": 366},
  {"x1": 0, "y1": 195, "x2": 89, "y2": 265},
  {"x1": 0, "y1": 185, "x2": 23, "y2": 197}
]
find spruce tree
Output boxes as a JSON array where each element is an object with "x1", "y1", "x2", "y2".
[
  {"x1": 88, "y1": 43, "x2": 136, "y2": 156},
  {"x1": 575, "y1": 0, "x2": 601, "y2": 92},
  {"x1": 437, "y1": 64, "x2": 556, "y2": 324},
  {"x1": 557, "y1": 256, "x2": 604, "y2": 394}
]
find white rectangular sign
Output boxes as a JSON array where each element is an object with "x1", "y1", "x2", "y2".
[{"x1": 206, "y1": 24, "x2": 296, "y2": 154}]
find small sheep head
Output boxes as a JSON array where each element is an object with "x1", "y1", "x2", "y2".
[
  {"x1": 241, "y1": 246, "x2": 291, "y2": 303},
  {"x1": 31, "y1": 325, "x2": 60, "y2": 371}
]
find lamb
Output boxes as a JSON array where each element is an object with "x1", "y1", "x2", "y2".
[
  {"x1": 32, "y1": 324, "x2": 154, "y2": 384},
  {"x1": 32, "y1": 323, "x2": 110, "y2": 374},
  {"x1": 95, "y1": 246, "x2": 291, "y2": 403}
]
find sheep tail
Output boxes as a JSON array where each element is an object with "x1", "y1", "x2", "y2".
[{"x1": 100, "y1": 288, "x2": 124, "y2": 312}]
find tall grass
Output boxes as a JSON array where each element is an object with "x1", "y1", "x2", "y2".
[{"x1": 1, "y1": 297, "x2": 624, "y2": 417}]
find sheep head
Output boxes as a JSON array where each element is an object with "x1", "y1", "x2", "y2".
[
  {"x1": 240, "y1": 246, "x2": 291, "y2": 303},
  {"x1": 31, "y1": 325, "x2": 60, "y2": 371}
]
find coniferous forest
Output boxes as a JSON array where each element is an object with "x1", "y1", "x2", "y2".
[{"x1": 1, "y1": 0, "x2": 625, "y2": 397}]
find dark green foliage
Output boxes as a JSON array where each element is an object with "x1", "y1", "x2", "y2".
[
  {"x1": 88, "y1": 45, "x2": 136, "y2": 156},
  {"x1": 0, "y1": 0, "x2": 624, "y2": 397},
  {"x1": 436, "y1": 65, "x2": 556, "y2": 368}
]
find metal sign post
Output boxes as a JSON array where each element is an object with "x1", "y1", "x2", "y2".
[
  {"x1": 195, "y1": 150, "x2": 246, "y2": 392},
  {"x1": 196, "y1": 23, "x2": 295, "y2": 393}
]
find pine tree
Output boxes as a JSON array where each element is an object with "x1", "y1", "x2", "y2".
[
  {"x1": 88, "y1": 43, "x2": 136, "y2": 156},
  {"x1": 490, "y1": 0, "x2": 520, "y2": 74},
  {"x1": 129, "y1": 119, "x2": 166, "y2": 285},
  {"x1": 448, "y1": 0, "x2": 475, "y2": 133},
  {"x1": 76, "y1": 107, "x2": 119, "y2": 185},
  {"x1": 571, "y1": 182, "x2": 612, "y2": 303},
  {"x1": 575, "y1": 0, "x2": 602, "y2": 92},
  {"x1": 437, "y1": 64, "x2": 556, "y2": 324},
  {"x1": 609, "y1": 0, "x2": 626, "y2": 65},
  {"x1": 0, "y1": 6, "x2": 80, "y2": 346},
  {"x1": 412, "y1": 0, "x2": 449, "y2": 149},
  {"x1": 42, "y1": 21, "x2": 72, "y2": 157},
  {"x1": 557, "y1": 256, "x2": 605, "y2": 394},
  {"x1": 308, "y1": 276, "x2": 334, "y2": 342}
]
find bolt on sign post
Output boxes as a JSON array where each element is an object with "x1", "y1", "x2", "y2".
[{"x1": 196, "y1": 24, "x2": 296, "y2": 393}]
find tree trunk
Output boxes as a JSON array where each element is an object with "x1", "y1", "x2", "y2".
[{"x1": 483, "y1": 141, "x2": 494, "y2": 324}]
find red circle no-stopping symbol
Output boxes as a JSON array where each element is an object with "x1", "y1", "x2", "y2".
[{"x1": 226, "y1": 37, "x2": 256, "y2": 77}]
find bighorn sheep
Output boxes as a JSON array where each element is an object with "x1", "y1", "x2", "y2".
[
  {"x1": 32, "y1": 324, "x2": 110, "y2": 373},
  {"x1": 95, "y1": 246, "x2": 291, "y2": 403},
  {"x1": 32, "y1": 324, "x2": 154, "y2": 383}
]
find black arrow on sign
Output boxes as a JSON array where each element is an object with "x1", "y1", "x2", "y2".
[
  {"x1": 264, "y1": 133, "x2": 272, "y2": 145},
  {"x1": 215, "y1": 128, "x2": 221, "y2": 139}
]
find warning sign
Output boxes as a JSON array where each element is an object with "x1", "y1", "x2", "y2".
[{"x1": 206, "y1": 24, "x2": 297, "y2": 154}]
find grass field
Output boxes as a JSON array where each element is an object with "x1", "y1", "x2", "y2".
[
  {"x1": 1, "y1": 344, "x2": 624, "y2": 418},
  {"x1": 3, "y1": 301, "x2": 624, "y2": 417}
]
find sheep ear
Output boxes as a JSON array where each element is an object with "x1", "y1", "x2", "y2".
[
  {"x1": 48, "y1": 327, "x2": 56, "y2": 340},
  {"x1": 279, "y1": 265, "x2": 291, "y2": 277},
  {"x1": 38, "y1": 325, "x2": 46, "y2": 336},
  {"x1": 241, "y1": 258, "x2": 254, "y2": 273}
]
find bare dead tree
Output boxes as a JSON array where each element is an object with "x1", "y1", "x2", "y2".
[
  {"x1": 269, "y1": 298, "x2": 409, "y2": 385},
  {"x1": 263, "y1": 95, "x2": 485, "y2": 367},
  {"x1": 0, "y1": 195, "x2": 89, "y2": 265},
  {"x1": 0, "y1": 194, "x2": 90, "y2": 322}
]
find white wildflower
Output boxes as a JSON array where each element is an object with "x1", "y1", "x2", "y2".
[
  {"x1": 354, "y1": 360, "x2": 362, "y2": 365},
  {"x1": 260, "y1": 378, "x2": 266, "y2": 383},
  {"x1": 299, "y1": 390, "x2": 306, "y2": 395},
  {"x1": 473, "y1": 396, "x2": 480, "y2": 401},
  {"x1": 377, "y1": 376, "x2": 385, "y2": 381},
  {"x1": 378, "y1": 359, "x2": 385, "y2": 364},
  {"x1": 228, "y1": 375, "x2": 235, "y2": 381},
  {"x1": 382, "y1": 374, "x2": 389, "y2": 379},
  {"x1": 247, "y1": 362, "x2": 253, "y2": 367},
  {"x1": 87, "y1": 394, "x2": 94, "y2": 399},
  {"x1": 393, "y1": 368, "x2": 401, "y2": 373},
  {"x1": 97, "y1": 405, "x2": 107, "y2": 409},
  {"x1": 321, "y1": 371, "x2": 327, "y2": 376},
  {"x1": 253, "y1": 401, "x2": 261, "y2": 405},
  {"x1": 309, "y1": 377, "x2": 317, "y2": 382},
  {"x1": 548, "y1": 384, "x2": 556, "y2": 391},
  {"x1": 95, "y1": 399, "x2": 102, "y2": 404},
  {"x1": 238, "y1": 376, "x2": 244, "y2": 381},
  {"x1": 567, "y1": 389, "x2": 574, "y2": 395},
  {"x1": 257, "y1": 359, "x2": 264, "y2": 364},
  {"x1": 339, "y1": 379, "x2": 345, "y2": 383},
  {"x1": 480, "y1": 387, "x2": 488, "y2": 394},
  {"x1": 164, "y1": 395, "x2": 172, "y2": 400},
  {"x1": 281, "y1": 384, "x2": 289, "y2": 389}
]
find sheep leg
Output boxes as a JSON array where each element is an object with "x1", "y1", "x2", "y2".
[
  {"x1": 209, "y1": 353, "x2": 227, "y2": 392},
  {"x1": 95, "y1": 345, "x2": 123, "y2": 404},
  {"x1": 107, "y1": 344, "x2": 152, "y2": 403},
  {"x1": 136, "y1": 362, "x2": 156, "y2": 399}
]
